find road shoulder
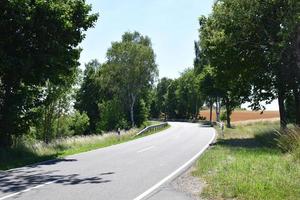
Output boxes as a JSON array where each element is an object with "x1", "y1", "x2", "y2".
[{"x1": 147, "y1": 166, "x2": 205, "y2": 200}]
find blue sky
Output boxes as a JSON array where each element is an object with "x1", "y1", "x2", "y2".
[
  {"x1": 79, "y1": 0, "x2": 215, "y2": 79},
  {"x1": 78, "y1": 0, "x2": 278, "y2": 111}
]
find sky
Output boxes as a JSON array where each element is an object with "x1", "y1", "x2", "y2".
[
  {"x1": 79, "y1": 0, "x2": 215, "y2": 79},
  {"x1": 78, "y1": 0, "x2": 279, "y2": 111}
]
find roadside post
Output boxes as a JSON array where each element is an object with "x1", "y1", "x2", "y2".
[
  {"x1": 117, "y1": 128, "x2": 121, "y2": 140},
  {"x1": 220, "y1": 122, "x2": 224, "y2": 138}
]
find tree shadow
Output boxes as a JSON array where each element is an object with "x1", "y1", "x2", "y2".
[
  {"x1": 217, "y1": 138, "x2": 263, "y2": 148},
  {"x1": 0, "y1": 168, "x2": 113, "y2": 194},
  {"x1": 0, "y1": 147, "x2": 59, "y2": 170},
  {"x1": 216, "y1": 131, "x2": 279, "y2": 150}
]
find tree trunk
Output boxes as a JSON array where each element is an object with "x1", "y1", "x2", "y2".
[
  {"x1": 194, "y1": 101, "x2": 199, "y2": 120},
  {"x1": 130, "y1": 94, "x2": 136, "y2": 127},
  {"x1": 0, "y1": 131, "x2": 12, "y2": 148},
  {"x1": 225, "y1": 97, "x2": 232, "y2": 128},
  {"x1": 295, "y1": 25, "x2": 300, "y2": 126},
  {"x1": 278, "y1": 88, "x2": 287, "y2": 129},
  {"x1": 0, "y1": 85, "x2": 14, "y2": 148},
  {"x1": 293, "y1": 88, "x2": 300, "y2": 126},
  {"x1": 296, "y1": 25, "x2": 300, "y2": 84},
  {"x1": 209, "y1": 99, "x2": 213, "y2": 125},
  {"x1": 216, "y1": 97, "x2": 221, "y2": 122}
]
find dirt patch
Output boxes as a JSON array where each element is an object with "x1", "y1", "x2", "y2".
[
  {"x1": 170, "y1": 167, "x2": 205, "y2": 200},
  {"x1": 200, "y1": 110, "x2": 279, "y2": 122}
]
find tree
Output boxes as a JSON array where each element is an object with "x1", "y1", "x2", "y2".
[
  {"x1": 165, "y1": 80, "x2": 179, "y2": 119},
  {"x1": 34, "y1": 79, "x2": 76, "y2": 142},
  {"x1": 0, "y1": 0, "x2": 98, "y2": 147},
  {"x1": 198, "y1": 13, "x2": 251, "y2": 127},
  {"x1": 176, "y1": 69, "x2": 203, "y2": 120},
  {"x1": 198, "y1": 0, "x2": 300, "y2": 128},
  {"x1": 70, "y1": 111, "x2": 90, "y2": 136},
  {"x1": 155, "y1": 78, "x2": 173, "y2": 119},
  {"x1": 75, "y1": 60, "x2": 102, "y2": 134},
  {"x1": 215, "y1": 0, "x2": 299, "y2": 127},
  {"x1": 105, "y1": 31, "x2": 158, "y2": 127}
]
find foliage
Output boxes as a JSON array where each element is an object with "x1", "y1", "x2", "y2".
[
  {"x1": 97, "y1": 99, "x2": 127, "y2": 132},
  {"x1": 104, "y1": 31, "x2": 158, "y2": 127},
  {"x1": 70, "y1": 111, "x2": 90, "y2": 136},
  {"x1": 150, "y1": 69, "x2": 204, "y2": 120},
  {"x1": 0, "y1": 0, "x2": 98, "y2": 147},
  {"x1": 75, "y1": 60, "x2": 103, "y2": 133},
  {"x1": 197, "y1": 0, "x2": 300, "y2": 128},
  {"x1": 75, "y1": 32, "x2": 157, "y2": 132}
]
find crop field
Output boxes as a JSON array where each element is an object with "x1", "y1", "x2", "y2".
[{"x1": 200, "y1": 110, "x2": 279, "y2": 122}]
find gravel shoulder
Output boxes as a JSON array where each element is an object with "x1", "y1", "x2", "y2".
[{"x1": 147, "y1": 166, "x2": 205, "y2": 200}]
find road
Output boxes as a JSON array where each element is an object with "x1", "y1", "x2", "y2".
[{"x1": 0, "y1": 122, "x2": 215, "y2": 200}]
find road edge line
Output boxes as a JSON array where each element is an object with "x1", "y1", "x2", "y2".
[
  {"x1": 133, "y1": 128, "x2": 217, "y2": 200},
  {"x1": 0, "y1": 181, "x2": 56, "y2": 200}
]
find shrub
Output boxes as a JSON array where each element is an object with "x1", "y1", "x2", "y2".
[
  {"x1": 220, "y1": 111, "x2": 227, "y2": 121},
  {"x1": 134, "y1": 99, "x2": 149, "y2": 127},
  {"x1": 97, "y1": 99, "x2": 127, "y2": 132},
  {"x1": 70, "y1": 111, "x2": 90, "y2": 135}
]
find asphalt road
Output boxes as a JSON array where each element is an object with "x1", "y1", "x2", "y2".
[{"x1": 0, "y1": 122, "x2": 215, "y2": 200}]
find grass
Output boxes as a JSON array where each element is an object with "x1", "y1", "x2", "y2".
[
  {"x1": 0, "y1": 123, "x2": 170, "y2": 170},
  {"x1": 192, "y1": 121, "x2": 300, "y2": 200}
]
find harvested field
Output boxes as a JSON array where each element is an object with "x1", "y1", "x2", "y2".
[{"x1": 200, "y1": 110, "x2": 279, "y2": 122}]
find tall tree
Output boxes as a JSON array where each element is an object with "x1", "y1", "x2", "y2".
[
  {"x1": 156, "y1": 77, "x2": 173, "y2": 119},
  {"x1": 198, "y1": 0, "x2": 300, "y2": 128},
  {"x1": 0, "y1": 0, "x2": 98, "y2": 147},
  {"x1": 105, "y1": 31, "x2": 158, "y2": 127},
  {"x1": 75, "y1": 60, "x2": 102, "y2": 134},
  {"x1": 177, "y1": 69, "x2": 203, "y2": 120}
]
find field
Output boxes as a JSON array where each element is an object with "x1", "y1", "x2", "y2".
[{"x1": 200, "y1": 110, "x2": 279, "y2": 122}]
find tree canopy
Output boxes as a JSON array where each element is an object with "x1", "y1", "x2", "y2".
[{"x1": 0, "y1": 0, "x2": 98, "y2": 147}]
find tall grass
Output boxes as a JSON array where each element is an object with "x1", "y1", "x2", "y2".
[
  {"x1": 193, "y1": 121, "x2": 300, "y2": 200},
  {"x1": 0, "y1": 124, "x2": 170, "y2": 170},
  {"x1": 276, "y1": 126, "x2": 300, "y2": 152}
]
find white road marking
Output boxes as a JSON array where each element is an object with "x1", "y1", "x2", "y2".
[
  {"x1": 137, "y1": 146, "x2": 155, "y2": 153},
  {"x1": 133, "y1": 130, "x2": 216, "y2": 200},
  {"x1": 0, "y1": 181, "x2": 56, "y2": 200}
]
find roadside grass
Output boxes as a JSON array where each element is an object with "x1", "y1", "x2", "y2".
[
  {"x1": 192, "y1": 121, "x2": 300, "y2": 200},
  {"x1": 0, "y1": 123, "x2": 170, "y2": 170}
]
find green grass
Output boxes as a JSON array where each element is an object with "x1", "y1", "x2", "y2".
[
  {"x1": 192, "y1": 121, "x2": 300, "y2": 200},
  {"x1": 0, "y1": 123, "x2": 170, "y2": 170}
]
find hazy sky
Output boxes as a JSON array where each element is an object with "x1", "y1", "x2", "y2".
[
  {"x1": 79, "y1": 0, "x2": 215, "y2": 78},
  {"x1": 78, "y1": 0, "x2": 279, "y2": 111}
]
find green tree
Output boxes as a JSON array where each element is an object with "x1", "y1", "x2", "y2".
[
  {"x1": 70, "y1": 111, "x2": 90, "y2": 136},
  {"x1": 105, "y1": 31, "x2": 158, "y2": 127},
  {"x1": 0, "y1": 0, "x2": 98, "y2": 147},
  {"x1": 156, "y1": 78, "x2": 173, "y2": 119},
  {"x1": 165, "y1": 80, "x2": 179, "y2": 119},
  {"x1": 200, "y1": 0, "x2": 300, "y2": 128},
  {"x1": 176, "y1": 69, "x2": 203, "y2": 120},
  {"x1": 75, "y1": 60, "x2": 102, "y2": 134}
]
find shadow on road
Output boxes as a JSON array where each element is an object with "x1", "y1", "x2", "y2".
[{"x1": 0, "y1": 166, "x2": 113, "y2": 194}]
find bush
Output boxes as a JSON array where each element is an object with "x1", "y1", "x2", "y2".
[
  {"x1": 134, "y1": 99, "x2": 149, "y2": 127},
  {"x1": 70, "y1": 111, "x2": 90, "y2": 135},
  {"x1": 220, "y1": 111, "x2": 227, "y2": 121},
  {"x1": 97, "y1": 99, "x2": 128, "y2": 132}
]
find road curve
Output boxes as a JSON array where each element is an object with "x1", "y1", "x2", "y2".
[{"x1": 0, "y1": 122, "x2": 215, "y2": 200}]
